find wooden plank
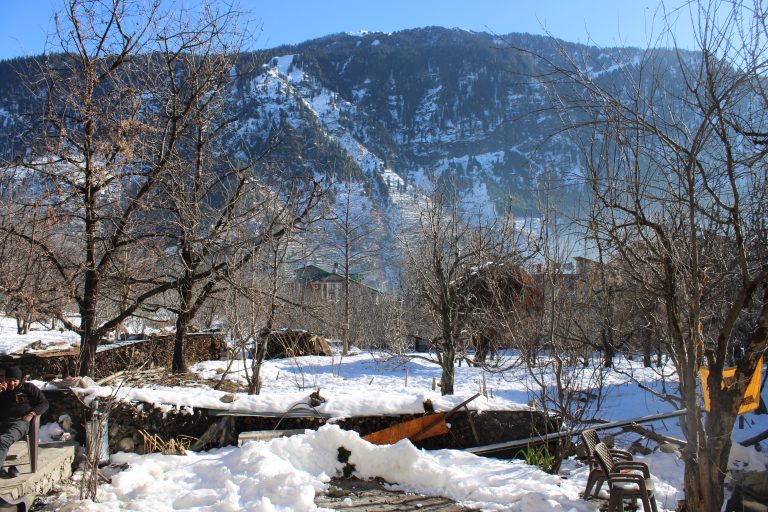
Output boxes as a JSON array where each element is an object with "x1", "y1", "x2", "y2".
[
  {"x1": 363, "y1": 413, "x2": 449, "y2": 445},
  {"x1": 208, "y1": 408, "x2": 332, "y2": 419}
]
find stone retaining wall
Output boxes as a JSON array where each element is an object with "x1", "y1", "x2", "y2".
[
  {"x1": 104, "y1": 401, "x2": 555, "y2": 456},
  {"x1": 41, "y1": 389, "x2": 89, "y2": 439},
  {"x1": 39, "y1": 390, "x2": 557, "y2": 457},
  {"x1": 2, "y1": 332, "x2": 226, "y2": 380}
]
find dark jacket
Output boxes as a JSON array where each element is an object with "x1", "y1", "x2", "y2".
[{"x1": 0, "y1": 381, "x2": 49, "y2": 421}]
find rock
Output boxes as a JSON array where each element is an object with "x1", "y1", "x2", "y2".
[
  {"x1": 327, "y1": 486, "x2": 351, "y2": 498},
  {"x1": 23, "y1": 340, "x2": 44, "y2": 352},
  {"x1": 117, "y1": 437, "x2": 135, "y2": 452},
  {"x1": 46, "y1": 423, "x2": 65, "y2": 440},
  {"x1": 219, "y1": 393, "x2": 238, "y2": 403},
  {"x1": 162, "y1": 444, "x2": 187, "y2": 456}
]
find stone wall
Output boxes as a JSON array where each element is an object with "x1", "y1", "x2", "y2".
[
  {"x1": 38, "y1": 390, "x2": 557, "y2": 457},
  {"x1": 41, "y1": 389, "x2": 89, "y2": 441},
  {"x1": 3, "y1": 332, "x2": 226, "y2": 380},
  {"x1": 103, "y1": 402, "x2": 554, "y2": 456}
]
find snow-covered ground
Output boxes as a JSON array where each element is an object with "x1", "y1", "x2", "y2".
[
  {"x1": 4, "y1": 321, "x2": 767, "y2": 511},
  {"x1": 0, "y1": 317, "x2": 79, "y2": 355}
]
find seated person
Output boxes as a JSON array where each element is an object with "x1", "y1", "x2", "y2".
[{"x1": 0, "y1": 366, "x2": 49, "y2": 477}]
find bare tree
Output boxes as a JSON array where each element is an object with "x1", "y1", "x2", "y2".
[
  {"x1": 222, "y1": 186, "x2": 321, "y2": 394},
  {"x1": 403, "y1": 183, "x2": 525, "y2": 394},
  {"x1": 148, "y1": 5, "x2": 308, "y2": 374},
  {"x1": 525, "y1": 2, "x2": 768, "y2": 508},
  {"x1": 0, "y1": 205, "x2": 69, "y2": 333},
  {"x1": 516, "y1": 198, "x2": 610, "y2": 470},
  {"x1": 248, "y1": 206, "x2": 296, "y2": 394},
  {"x1": 0, "y1": 0, "x2": 322, "y2": 377},
  {"x1": 328, "y1": 174, "x2": 384, "y2": 355},
  {"x1": 0, "y1": 0, "x2": 177, "y2": 376}
]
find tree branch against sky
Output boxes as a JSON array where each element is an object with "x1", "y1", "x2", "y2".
[{"x1": 527, "y1": 1, "x2": 768, "y2": 509}]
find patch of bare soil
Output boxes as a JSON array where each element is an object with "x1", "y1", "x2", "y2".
[{"x1": 315, "y1": 477, "x2": 474, "y2": 511}]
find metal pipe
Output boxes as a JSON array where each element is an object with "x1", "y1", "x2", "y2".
[{"x1": 465, "y1": 409, "x2": 687, "y2": 455}]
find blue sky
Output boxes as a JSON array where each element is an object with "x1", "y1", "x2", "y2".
[{"x1": 0, "y1": 1, "x2": 697, "y2": 60}]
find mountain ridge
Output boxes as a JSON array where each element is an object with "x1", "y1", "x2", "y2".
[{"x1": 0, "y1": 27, "x2": 695, "y2": 278}]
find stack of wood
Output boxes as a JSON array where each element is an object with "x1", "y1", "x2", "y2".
[{"x1": 261, "y1": 330, "x2": 332, "y2": 359}]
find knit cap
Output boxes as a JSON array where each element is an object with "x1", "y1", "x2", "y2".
[{"x1": 5, "y1": 367, "x2": 22, "y2": 379}]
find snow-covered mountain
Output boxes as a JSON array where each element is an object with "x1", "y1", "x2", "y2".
[
  {"x1": 228, "y1": 29, "x2": 590, "y2": 215},
  {"x1": 0, "y1": 27, "x2": 681, "y2": 283},
  {"x1": 227, "y1": 28, "x2": 661, "y2": 220}
]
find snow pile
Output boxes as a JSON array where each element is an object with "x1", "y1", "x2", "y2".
[
  {"x1": 50, "y1": 425, "x2": 594, "y2": 512},
  {"x1": 40, "y1": 421, "x2": 67, "y2": 442},
  {"x1": 41, "y1": 422, "x2": 768, "y2": 512},
  {"x1": 40, "y1": 415, "x2": 75, "y2": 442},
  {"x1": 729, "y1": 442, "x2": 768, "y2": 472},
  {"x1": 74, "y1": 380, "x2": 527, "y2": 418}
]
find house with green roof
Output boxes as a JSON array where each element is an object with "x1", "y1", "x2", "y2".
[{"x1": 293, "y1": 264, "x2": 382, "y2": 303}]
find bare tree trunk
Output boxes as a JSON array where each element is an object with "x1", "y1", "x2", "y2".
[
  {"x1": 249, "y1": 337, "x2": 267, "y2": 395},
  {"x1": 172, "y1": 272, "x2": 195, "y2": 374},
  {"x1": 79, "y1": 267, "x2": 100, "y2": 377},
  {"x1": 682, "y1": 409, "x2": 736, "y2": 512},
  {"x1": 643, "y1": 332, "x2": 652, "y2": 368},
  {"x1": 601, "y1": 328, "x2": 614, "y2": 368},
  {"x1": 15, "y1": 312, "x2": 32, "y2": 335},
  {"x1": 472, "y1": 334, "x2": 488, "y2": 366},
  {"x1": 440, "y1": 343, "x2": 456, "y2": 395}
]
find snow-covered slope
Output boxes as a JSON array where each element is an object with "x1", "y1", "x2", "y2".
[{"x1": 0, "y1": 28, "x2": 696, "y2": 284}]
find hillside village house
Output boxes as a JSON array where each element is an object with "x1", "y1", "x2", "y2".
[{"x1": 293, "y1": 264, "x2": 382, "y2": 303}]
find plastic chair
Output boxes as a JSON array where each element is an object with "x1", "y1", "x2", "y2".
[
  {"x1": 593, "y1": 442, "x2": 658, "y2": 512},
  {"x1": 580, "y1": 429, "x2": 632, "y2": 499},
  {"x1": 25, "y1": 415, "x2": 40, "y2": 473}
]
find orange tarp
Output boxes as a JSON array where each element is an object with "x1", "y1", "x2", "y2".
[
  {"x1": 699, "y1": 357, "x2": 763, "y2": 415},
  {"x1": 362, "y1": 413, "x2": 449, "y2": 445}
]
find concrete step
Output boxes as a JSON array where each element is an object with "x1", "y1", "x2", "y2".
[{"x1": 0, "y1": 440, "x2": 77, "y2": 505}]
